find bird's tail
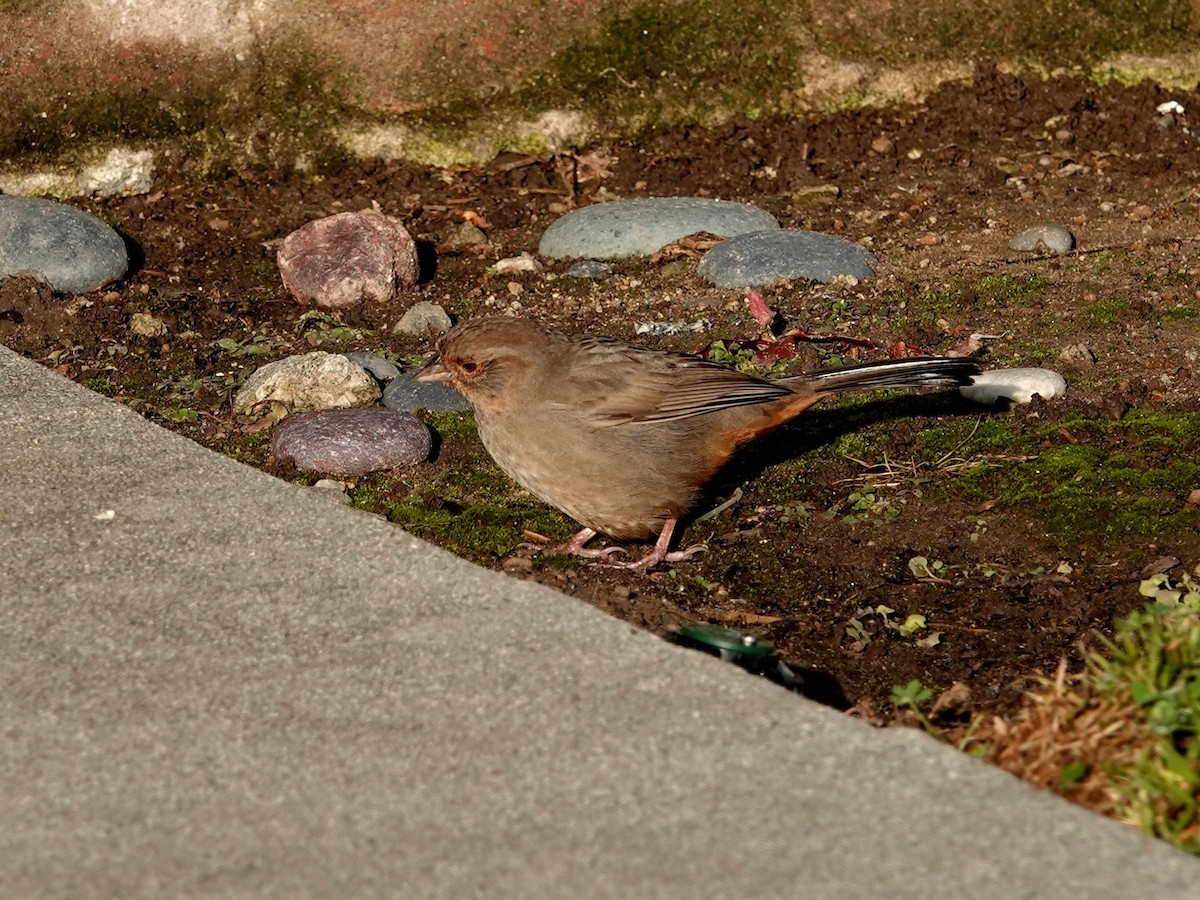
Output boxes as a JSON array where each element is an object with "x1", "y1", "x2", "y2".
[{"x1": 784, "y1": 357, "x2": 981, "y2": 395}]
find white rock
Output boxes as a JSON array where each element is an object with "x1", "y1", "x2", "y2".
[
  {"x1": 492, "y1": 253, "x2": 543, "y2": 274},
  {"x1": 78, "y1": 149, "x2": 156, "y2": 197},
  {"x1": 234, "y1": 351, "x2": 381, "y2": 414},
  {"x1": 960, "y1": 368, "x2": 1067, "y2": 405},
  {"x1": 1009, "y1": 224, "x2": 1075, "y2": 254}
]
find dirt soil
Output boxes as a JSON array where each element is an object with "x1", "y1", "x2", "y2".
[{"x1": 4, "y1": 62, "x2": 1199, "y2": 726}]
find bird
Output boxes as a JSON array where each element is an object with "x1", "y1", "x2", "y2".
[{"x1": 416, "y1": 317, "x2": 981, "y2": 571}]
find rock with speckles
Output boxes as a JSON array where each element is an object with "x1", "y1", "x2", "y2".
[
  {"x1": 272, "y1": 408, "x2": 431, "y2": 476},
  {"x1": 278, "y1": 211, "x2": 419, "y2": 309}
]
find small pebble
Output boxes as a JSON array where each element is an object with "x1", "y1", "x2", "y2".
[
  {"x1": 566, "y1": 259, "x2": 612, "y2": 279},
  {"x1": 342, "y1": 350, "x2": 402, "y2": 384},
  {"x1": 393, "y1": 300, "x2": 453, "y2": 338},
  {"x1": 129, "y1": 311, "x2": 168, "y2": 337},
  {"x1": 634, "y1": 319, "x2": 712, "y2": 337},
  {"x1": 539, "y1": 197, "x2": 778, "y2": 259},
  {"x1": 0, "y1": 195, "x2": 129, "y2": 293},
  {"x1": 446, "y1": 221, "x2": 489, "y2": 246},
  {"x1": 1008, "y1": 224, "x2": 1075, "y2": 254},
  {"x1": 1058, "y1": 343, "x2": 1096, "y2": 366},
  {"x1": 960, "y1": 368, "x2": 1067, "y2": 405},
  {"x1": 277, "y1": 211, "x2": 419, "y2": 309},
  {"x1": 272, "y1": 408, "x2": 431, "y2": 476},
  {"x1": 235, "y1": 351, "x2": 381, "y2": 414},
  {"x1": 697, "y1": 230, "x2": 876, "y2": 287},
  {"x1": 311, "y1": 479, "x2": 352, "y2": 505},
  {"x1": 791, "y1": 184, "x2": 840, "y2": 204},
  {"x1": 492, "y1": 253, "x2": 543, "y2": 274},
  {"x1": 382, "y1": 370, "x2": 472, "y2": 413}
]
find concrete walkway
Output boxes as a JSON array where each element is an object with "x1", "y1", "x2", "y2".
[{"x1": 3, "y1": 344, "x2": 1198, "y2": 898}]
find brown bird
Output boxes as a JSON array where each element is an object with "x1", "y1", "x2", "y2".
[{"x1": 417, "y1": 317, "x2": 980, "y2": 570}]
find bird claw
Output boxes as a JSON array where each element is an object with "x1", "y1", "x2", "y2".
[
  {"x1": 553, "y1": 543, "x2": 630, "y2": 560},
  {"x1": 608, "y1": 543, "x2": 707, "y2": 572}
]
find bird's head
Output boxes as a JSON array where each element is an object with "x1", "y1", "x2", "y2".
[{"x1": 414, "y1": 317, "x2": 552, "y2": 410}]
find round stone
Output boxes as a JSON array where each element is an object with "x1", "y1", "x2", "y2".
[
  {"x1": 697, "y1": 230, "x2": 877, "y2": 287},
  {"x1": 539, "y1": 197, "x2": 778, "y2": 259},
  {"x1": 0, "y1": 195, "x2": 129, "y2": 293},
  {"x1": 272, "y1": 408, "x2": 432, "y2": 476}
]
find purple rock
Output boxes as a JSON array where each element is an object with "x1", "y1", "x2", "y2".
[
  {"x1": 272, "y1": 408, "x2": 431, "y2": 476},
  {"x1": 277, "y1": 211, "x2": 419, "y2": 309}
]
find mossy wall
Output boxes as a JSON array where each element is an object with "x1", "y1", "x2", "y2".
[{"x1": 1, "y1": 0, "x2": 1198, "y2": 173}]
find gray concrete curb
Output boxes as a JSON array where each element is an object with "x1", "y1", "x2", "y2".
[{"x1": 3, "y1": 345, "x2": 1198, "y2": 898}]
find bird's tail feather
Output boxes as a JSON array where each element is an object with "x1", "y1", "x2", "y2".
[{"x1": 785, "y1": 357, "x2": 981, "y2": 395}]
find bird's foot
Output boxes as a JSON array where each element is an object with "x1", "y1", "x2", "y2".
[
  {"x1": 614, "y1": 542, "x2": 707, "y2": 572},
  {"x1": 525, "y1": 527, "x2": 630, "y2": 560},
  {"x1": 602, "y1": 518, "x2": 706, "y2": 571}
]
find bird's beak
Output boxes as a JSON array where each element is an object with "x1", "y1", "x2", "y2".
[{"x1": 413, "y1": 353, "x2": 453, "y2": 384}]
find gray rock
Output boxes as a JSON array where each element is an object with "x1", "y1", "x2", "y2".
[
  {"x1": 342, "y1": 351, "x2": 402, "y2": 384},
  {"x1": 272, "y1": 408, "x2": 431, "y2": 476},
  {"x1": 446, "y1": 221, "x2": 489, "y2": 246},
  {"x1": 0, "y1": 195, "x2": 128, "y2": 293},
  {"x1": 235, "y1": 352, "x2": 381, "y2": 414},
  {"x1": 539, "y1": 197, "x2": 778, "y2": 259},
  {"x1": 697, "y1": 230, "x2": 877, "y2": 287},
  {"x1": 277, "y1": 211, "x2": 419, "y2": 309},
  {"x1": 393, "y1": 301, "x2": 453, "y2": 338},
  {"x1": 566, "y1": 259, "x2": 612, "y2": 279},
  {"x1": 1009, "y1": 224, "x2": 1076, "y2": 254},
  {"x1": 382, "y1": 371, "x2": 472, "y2": 413},
  {"x1": 1059, "y1": 343, "x2": 1097, "y2": 366}
]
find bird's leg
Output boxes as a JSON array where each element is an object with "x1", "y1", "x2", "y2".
[
  {"x1": 617, "y1": 518, "x2": 707, "y2": 572},
  {"x1": 544, "y1": 527, "x2": 629, "y2": 559}
]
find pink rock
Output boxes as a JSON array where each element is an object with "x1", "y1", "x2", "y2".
[{"x1": 277, "y1": 211, "x2": 419, "y2": 309}]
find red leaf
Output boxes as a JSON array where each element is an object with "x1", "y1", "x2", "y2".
[{"x1": 747, "y1": 288, "x2": 779, "y2": 330}]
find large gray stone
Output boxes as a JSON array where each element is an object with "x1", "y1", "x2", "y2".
[
  {"x1": 382, "y1": 370, "x2": 472, "y2": 413},
  {"x1": 697, "y1": 229, "x2": 877, "y2": 287},
  {"x1": 539, "y1": 197, "x2": 778, "y2": 259},
  {"x1": 0, "y1": 195, "x2": 128, "y2": 293}
]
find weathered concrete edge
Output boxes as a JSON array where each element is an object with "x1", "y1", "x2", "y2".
[{"x1": 2, "y1": 344, "x2": 1197, "y2": 897}]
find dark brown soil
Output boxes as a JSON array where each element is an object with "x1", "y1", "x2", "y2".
[{"x1": 5, "y1": 62, "x2": 1199, "y2": 724}]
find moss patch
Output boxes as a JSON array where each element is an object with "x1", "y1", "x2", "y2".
[{"x1": 949, "y1": 411, "x2": 1200, "y2": 538}]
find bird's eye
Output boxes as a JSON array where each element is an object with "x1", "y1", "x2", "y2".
[{"x1": 459, "y1": 360, "x2": 479, "y2": 374}]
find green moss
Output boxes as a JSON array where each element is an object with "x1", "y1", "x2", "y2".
[
  {"x1": 831, "y1": 0, "x2": 1194, "y2": 67},
  {"x1": 950, "y1": 412, "x2": 1200, "y2": 538},
  {"x1": 343, "y1": 412, "x2": 575, "y2": 563},
  {"x1": 970, "y1": 273, "x2": 1050, "y2": 307},
  {"x1": 1157, "y1": 306, "x2": 1200, "y2": 323},
  {"x1": 404, "y1": 0, "x2": 808, "y2": 150},
  {"x1": 1, "y1": 32, "x2": 350, "y2": 170},
  {"x1": 1083, "y1": 298, "x2": 1130, "y2": 326}
]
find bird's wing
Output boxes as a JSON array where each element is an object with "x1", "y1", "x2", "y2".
[{"x1": 553, "y1": 336, "x2": 795, "y2": 426}]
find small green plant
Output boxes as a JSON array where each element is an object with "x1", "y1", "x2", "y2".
[
  {"x1": 296, "y1": 310, "x2": 362, "y2": 345},
  {"x1": 844, "y1": 604, "x2": 938, "y2": 652},
  {"x1": 705, "y1": 340, "x2": 789, "y2": 377},
  {"x1": 1086, "y1": 566, "x2": 1200, "y2": 853},
  {"x1": 216, "y1": 330, "x2": 279, "y2": 357}
]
